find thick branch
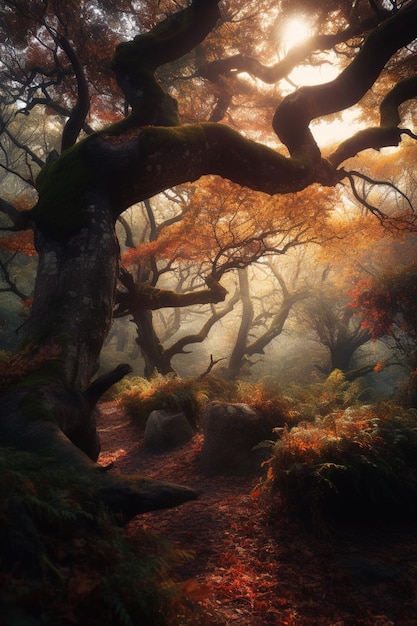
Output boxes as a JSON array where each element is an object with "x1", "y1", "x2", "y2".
[
  {"x1": 0, "y1": 390, "x2": 197, "y2": 523},
  {"x1": 199, "y1": 13, "x2": 388, "y2": 85},
  {"x1": 85, "y1": 363, "x2": 132, "y2": 407},
  {"x1": 273, "y1": 2, "x2": 417, "y2": 156},
  {"x1": 114, "y1": 268, "x2": 227, "y2": 315},
  {"x1": 91, "y1": 123, "x2": 340, "y2": 221},
  {"x1": 111, "y1": 0, "x2": 220, "y2": 123},
  {"x1": 329, "y1": 76, "x2": 417, "y2": 167}
]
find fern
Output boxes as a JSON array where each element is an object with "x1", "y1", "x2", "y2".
[
  {"x1": 117, "y1": 373, "x2": 237, "y2": 427},
  {"x1": 264, "y1": 403, "x2": 417, "y2": 530},
  {"x1": 0, "y1": 447, "x2": 201, "y2": 625}
]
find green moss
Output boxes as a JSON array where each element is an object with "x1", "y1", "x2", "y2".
[
  {"x1": 139, "y1": 123, "x2": 206, "y2": 152},
  {"x1": 33, "y1": 139, "x2": 93, "y2": 239}
]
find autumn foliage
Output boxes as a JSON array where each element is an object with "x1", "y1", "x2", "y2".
[
  {"x1": 264, "y1": 395, "x2": 417, "y2": 529},
  {"x1": 349, "y1": 264, "x2": 417, "y2": 342},
  {"x1": 0, "y1": 341, "x2": 62, "y2": 395}
]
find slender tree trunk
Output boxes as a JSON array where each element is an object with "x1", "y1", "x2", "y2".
[{"x1": 227, "y1": 269, "x2": 253, "y2": 379}]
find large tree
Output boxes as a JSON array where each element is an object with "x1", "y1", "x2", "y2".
[{"x1": 1, "y1": 0, "x2": 417, "y2": 516}]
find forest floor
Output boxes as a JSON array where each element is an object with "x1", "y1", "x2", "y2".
[{"x1": 97, "y1": 402, "x2": 417, "y2": 626}]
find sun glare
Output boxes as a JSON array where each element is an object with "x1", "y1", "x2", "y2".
[{"x1": 281, "y1": 17, "x2": 312, "y2": 51}]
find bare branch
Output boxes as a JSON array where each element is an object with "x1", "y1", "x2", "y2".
[
  {"x1": 0, "y1": 198, "x2": 32, "y2": 232},
  {"x1": 344, "y1": 170, "x2": 417, "y2": 230}
]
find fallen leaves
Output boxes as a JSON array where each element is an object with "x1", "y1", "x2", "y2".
[{"x1": 98, "y1": 402, "x2": 417, "y2": 626}]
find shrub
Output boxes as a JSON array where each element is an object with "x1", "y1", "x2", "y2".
[
  {"x1": 264, "y1": 403, "x2": 417, "y2": 530},
  {"x1": 286, "y1": 369, "x2": 368, "y2": 421},
  {"x1": 0, "y1": 447, "x2": 201, "y2": 625},
  {"x1": 237, "y1": 379, "x2": 297, "y2": 429},
  {"x1": 117, "y1": 373, "x2": 237, "y2": 428}
]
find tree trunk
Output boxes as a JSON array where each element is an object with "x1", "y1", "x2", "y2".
[
  {"x1": 0, "y1": 149, "x2": 197, "y2": 517},
  {"x1": 227, "y1": 269, "x2": 254, "y2": 379},
  {"x1": 1, "y1": 0, "x2": 416, "y2": 522},
  {"x1": 133, "y1": 308, "x2": 176, "y2": 377},
  {"x1": 27, "y1": 191, "x2": 119, "y2": 389}
]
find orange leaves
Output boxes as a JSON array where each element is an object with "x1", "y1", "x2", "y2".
[
  {"x1": 0, "y1": 230, "x2": 36, "y2": 257},
  {"x1": 178, "y1": 578, "x2": 212, "y2": 601},
  {"x1": 349, "y1": 265, "x2": 417, "y2": 340},
  {"x1": 121, "y1": 232, "x2": 193, "y2": 268},
  {"x1": 0, "y1": 341, "x2": 62, "y2": 394},
  {"x1": 374, "y1": 362, "x2": 385, "y2": 373}
]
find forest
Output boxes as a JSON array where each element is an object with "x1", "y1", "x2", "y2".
[{"x1": 1, "y1": 0, "x2": 417, "y2": 623}]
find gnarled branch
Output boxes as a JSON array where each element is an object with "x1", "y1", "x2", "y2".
[
  {"x1": 273, "y1": 2, "x2": 417, "y2": 156},
  {"x1": 329, "y1": 76, "x2": 417, "y2": 167},
  {"x1": 114, "y1": 267, "x2": 228, "y2": 315}
]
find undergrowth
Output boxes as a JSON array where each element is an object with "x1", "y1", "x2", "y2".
[
  {"x1": 0, "y1": 448, "x2": 203, "y2": 625},
  {"x1": 116, "y1": 374, "x2": 294, "y2": 430},
  {"x1": 116, "y1": 370, "x2": 417, "y2": 533},
  {"x1": 264, "y1": 402, "x2": 417, "y2": 531},
  {"x1": 286, "y1": 369, "x2": 368, "y2": 421},
  {"x1": 116, "y1": 374, "x2": 238, "y2": 427}
]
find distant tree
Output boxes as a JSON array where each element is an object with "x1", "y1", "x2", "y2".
[
  {"x1": 116, "y1": 179, "x2": 333, "y2": 376},
  {"x1": 351, "y1": 263, "x2": 417, "y2": 405},
  {"x1": 300, "y1": 283, "x2": 372, "y2": 378},
  {"x1": 225, "y1": 261, "x2": 309, "y2": 380}
]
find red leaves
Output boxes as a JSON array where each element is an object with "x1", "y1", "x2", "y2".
[
  {"x1": 99, "y1": 402, "x2": 417, "y2": 626},
  {"x1": 349, "y1": 277, "x2": 396, "y2": 338},
  {"x1": 178, "y1": 578, "x2": 212, "y2": 601},
  {"x1": 0, "y1": 230, "x2": 36, "y2": 257},
  {"x1": 0, "y1": 341, "x2": 62, "y2": 394}
]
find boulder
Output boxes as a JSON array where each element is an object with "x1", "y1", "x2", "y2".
[
  {"x1": 200, "y1": 402, "x2": 273, "y2": 475},
  {"x1": 144, "y1": 409, "x2": 195, "y2": 452}
]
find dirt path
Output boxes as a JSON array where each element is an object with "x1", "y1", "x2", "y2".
[{"x1": 97, "y1": 402, "x2": 417, "y2": 625}]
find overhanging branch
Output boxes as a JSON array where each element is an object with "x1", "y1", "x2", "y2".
[
  {"x1": 273, "y1": 2, "x2": 417, "y2": 156},
  {"x1": 329, "y1": 75, "x2": 417, "y2": 167}
]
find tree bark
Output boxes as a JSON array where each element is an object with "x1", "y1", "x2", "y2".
[{"x1": 227, "y1": 269, "x2": 254, "y2": 380}]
